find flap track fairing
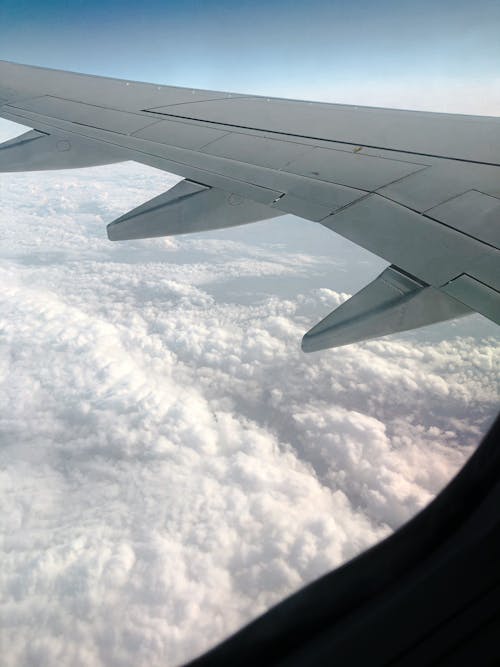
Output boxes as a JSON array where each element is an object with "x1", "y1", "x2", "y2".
[
  {"x1": 302, "y1": 266, "x2": 472, "y2": 351},
  {"x1": 107, "y1": 179, "x2": 283, "y2": 241}
]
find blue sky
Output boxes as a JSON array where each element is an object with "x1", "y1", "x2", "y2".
[{"x1": 1, "y1": 0, "x2": 499, "y2": 101}]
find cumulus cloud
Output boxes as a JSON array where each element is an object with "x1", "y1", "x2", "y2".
[{"x1": 0, "y1": 135, "x2": 498, "y2": 666}]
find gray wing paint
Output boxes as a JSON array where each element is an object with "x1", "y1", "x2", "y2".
[{"x1": 0, "y1": 60, "x2": 498, "y2": 350}]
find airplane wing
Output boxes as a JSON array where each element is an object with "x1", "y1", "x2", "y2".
[{"x1": 1, "y1": 60, "x2": 498, "y2": 350}]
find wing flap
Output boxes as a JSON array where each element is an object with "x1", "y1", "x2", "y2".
[
  {"x1": 107, "y1": 179, "x2": 282, "y2": 241},
  {"x1": 301, "y1": 266, "x2": 471, "y2": 352}
]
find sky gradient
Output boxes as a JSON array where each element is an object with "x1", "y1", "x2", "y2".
[{"x1": 1, "y1": 0, "x2": 499, "y2": 112}]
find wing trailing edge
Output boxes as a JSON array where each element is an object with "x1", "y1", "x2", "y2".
[
  {"x1": 107, "y1": 179, "x2": 282, "y2": 241},
  {"x1": 301, "y1": 266, "x2": 471, "y2": 352}
]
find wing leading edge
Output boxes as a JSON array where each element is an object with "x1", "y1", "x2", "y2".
[{"x1": 0, "y1": 60, "x2": 498, "y2": 349}]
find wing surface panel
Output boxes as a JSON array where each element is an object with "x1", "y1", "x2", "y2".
[
  {"x1": 426, "y1": 190, "x2": 500, "y2": 249},
  {"x1": 442, "y1": 275, "x2": 500, "y2": 324},
  {"x1": 10, "y1": 96, "x2": 158, "y2": 135},
  {"x1": 282, "y1": 146, "x2": 427, "y2": 191},
  {"x1": 378, "y1": 161, "x2": 500, "y2": 212},
  {"x1": 322, "y1": 195, "x2": 498, "y2": 287},
  {"x1": 199, "y1": 132, "x2": 312, "y2": 169},
  {"x1": 133, "y1": 120, "x2": 228, "y2": 150}
]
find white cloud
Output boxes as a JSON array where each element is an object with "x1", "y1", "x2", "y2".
[{"x1": 0, "y1": 154, "x2": 498, "y2": 666}]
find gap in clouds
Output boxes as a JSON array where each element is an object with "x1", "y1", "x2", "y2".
[{"x1": 0, "y1": 123, "x2": 499, "y2": 666}]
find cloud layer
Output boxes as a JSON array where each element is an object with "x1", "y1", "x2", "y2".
[{"x1": 0, "y1": 141, "x2": 498, "y2": 666}]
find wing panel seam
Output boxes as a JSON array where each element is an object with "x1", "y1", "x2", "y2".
[{"x1": 141, "y1": 110, "x2": 500, "y2": 168}]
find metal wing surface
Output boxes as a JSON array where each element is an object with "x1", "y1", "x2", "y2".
[{"x1": 1, "y1": 60, "x2": 498, "y2": 350}]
